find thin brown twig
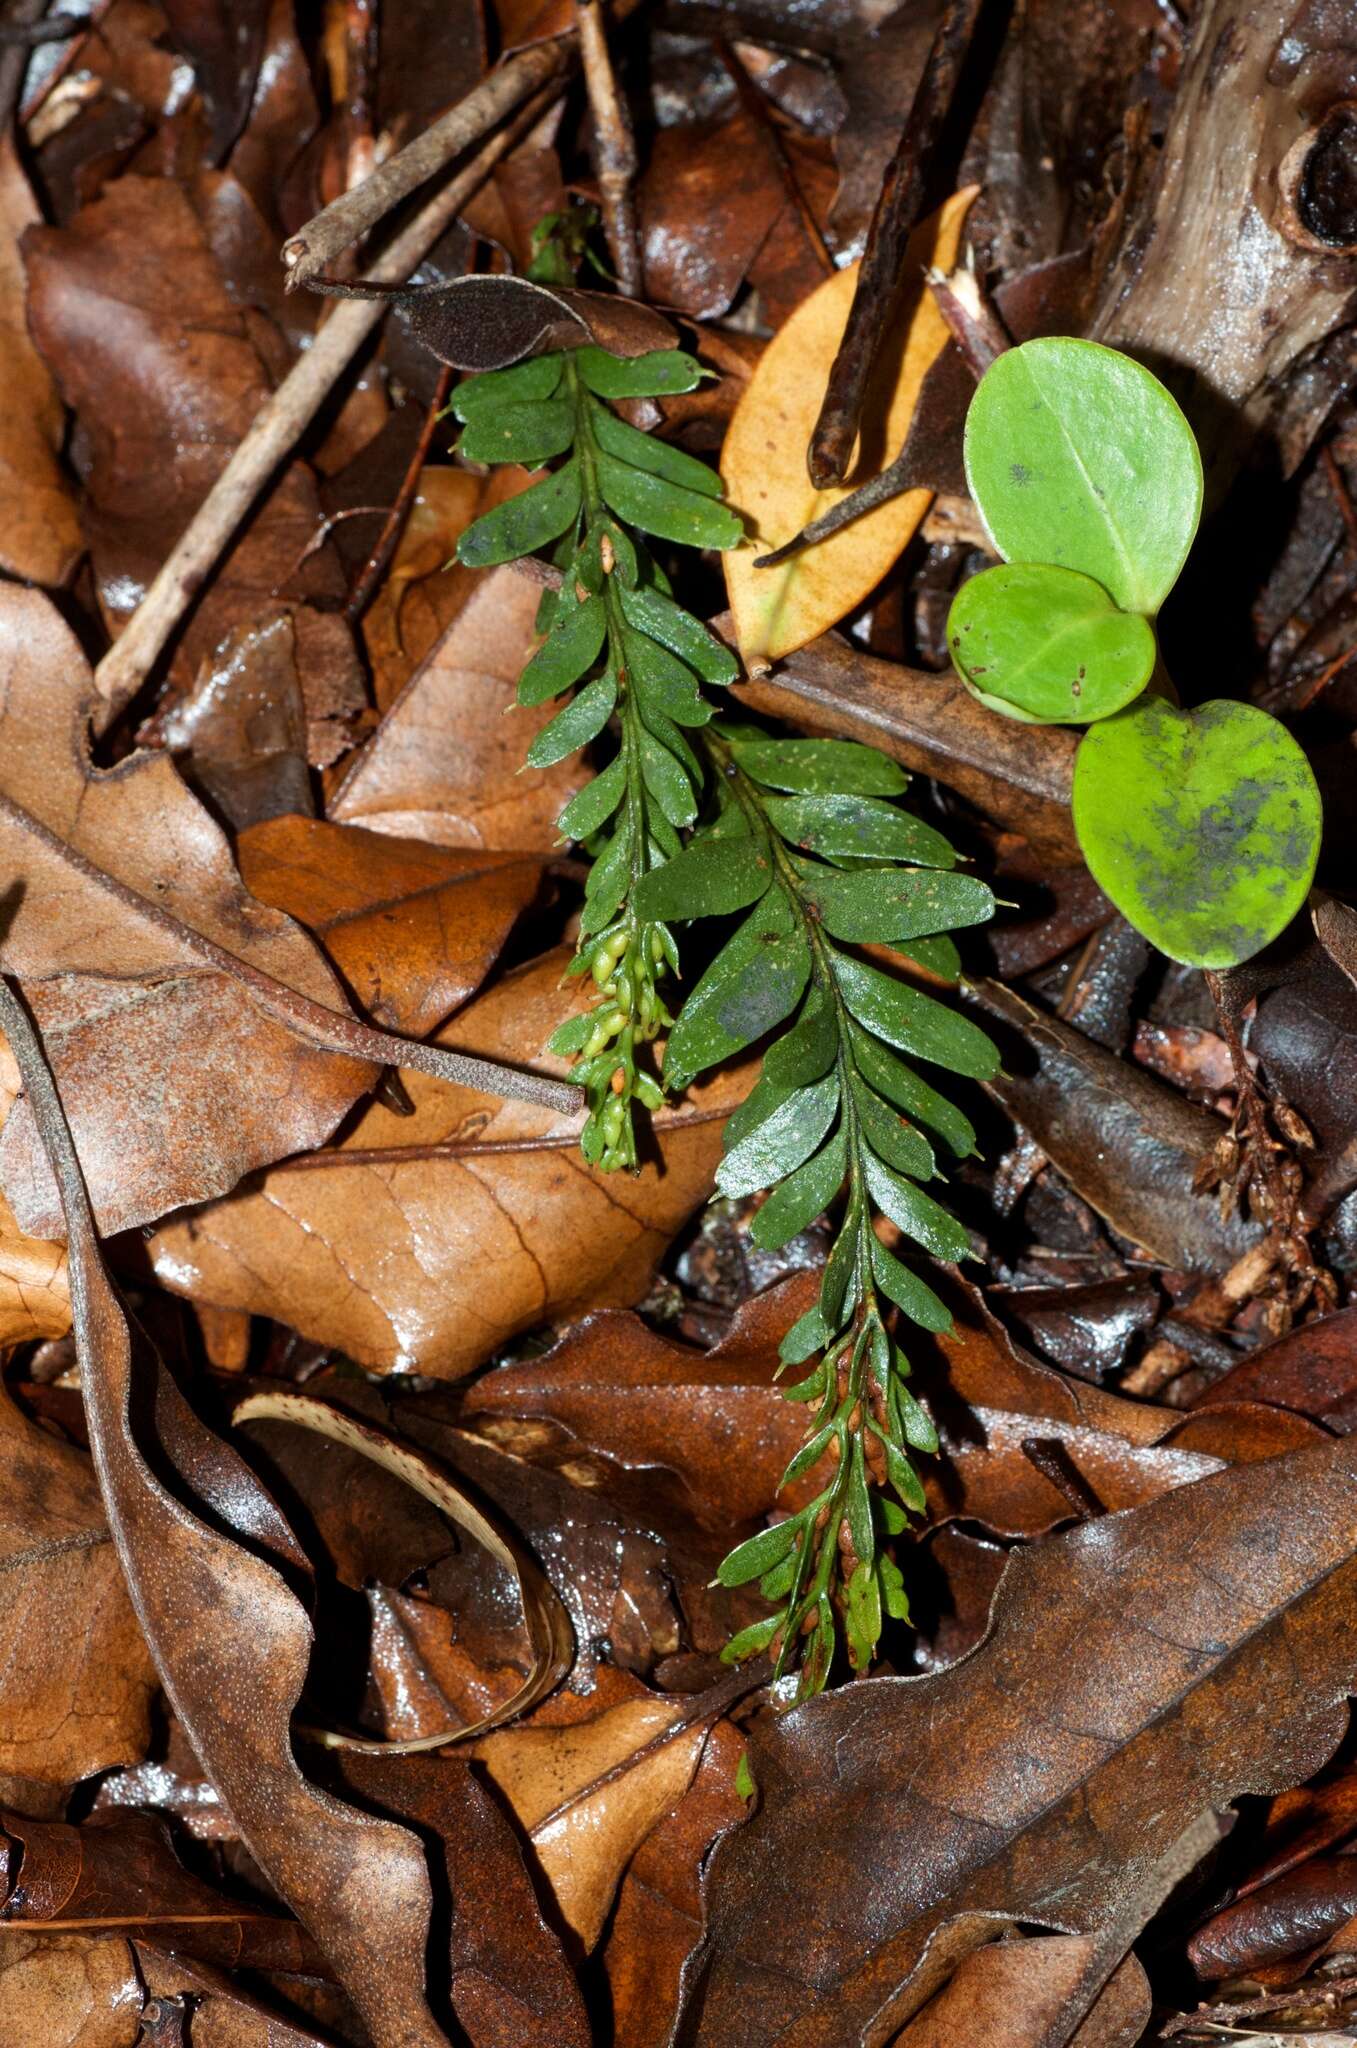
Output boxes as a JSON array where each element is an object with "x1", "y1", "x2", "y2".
[
  {"x1": 1322, "y1": 442, "x2": 1357, "y2": 555},
  {"x1": 91, "y1": 85, "x2": 561, "y2": 731},
  {"x1": 575, "y1": 0, "x2": 642, "y2": 296},
  {"x1": 807, "y1": 0, "x2": 986, "y2": 487},
  {"x1": 715, "y1": 36, "x2": 834, "y2": 278},
  {"x1": 927, "y1": 261, "x2": 1010, "y2": 378},
  {"x1": 344, "y1": 365, "x2": 453, "y2": 623},
  {"x1": 281, "y1": 40, "x2": 574, "y2": 293}
]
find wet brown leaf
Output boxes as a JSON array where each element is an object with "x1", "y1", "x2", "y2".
[
  {"x1": 329, "y1": 560, "x2": 587, "y2": 849},
  {"x1": 977, "y1": 981, "x2": 1263, "y2": 1272},
  {"x1": 676, "y1": 1431, "x2": 1357, "y2": 2044},
  {"x1": 892, "y1": 1936, "x2": 1150, "y2": 2048},
  {"x1": 148, "y1": 949, "x2": 753, "y2": 1376},
  {"x1": 237, "y1": 816, "x2": 546, "y2": 1039},
  {"x1": 0, "y1": 139, "x2": 82, "y2": 587},
  {"x1": 0, "y1": 1930, "x2": 144, "y2": 2048},
  {"x1": 23, "y1": 172, "x2": 342, "y2": 690},
  {"x1": 0, "y1": 1383, "x2": 154, "y2": 1787},
  {"x1": 0, "y1": 588, "x2": 373, "y2": 1240},
  {"x1": 1189, "y1": 1859, "x2": 1357, "y2": 1982},
  {"x1": 1193, "y1": 1305, "x2": 1357, "y2": 1431},
  {"x1": 0, "y1": 978, "x2": 450, "y2": 2048},
  {"x1": 0, "y1": 1189, "x2": 70, "y2": 1347},
  {"x1": 0, "y1": 1810, "x2": 324, "y2": 1975}
]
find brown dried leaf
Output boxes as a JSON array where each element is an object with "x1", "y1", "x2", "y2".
[
  {"x1": 0, "y1": 1384, "x2": 153, "y2": 1786},
  {"x1": 23, "y1": 173, "x2": 341, "y2": 691},
  {"x1": 977, "y1": 981, "x2": 1263, "y2": 1272},
  {"x1": 676, "y1": 1431, "x2": 1357, "y2": 2044},
  {"x1": 237, "y1": 816, "x2": 545, "y2": 1039},
  {"x1": 330, "y1": 560, "x2": 587, "y2": 849},
  {"x1": 893, "y1": 1936, "x2": 1150, "y2": 2048},
  {"x1": 0, "y1": 1810, "x2": 323, "y2": 1975},
  {"x1": 0, "y1": 1189, "x2": 70, "y2": 1346},
  {"x1": 148, "y1": 948, "x2": 752, "y2": 1377},
  {"x1": 1189, "y1": 1858, "x2": 1357, "y2": 1981},
  {"x1": 0, "y1": 139, "x2": 82, "y2": 587},
  {"x1": 0, "y1": 980, "x2": 450, "y2": 2048},
  {"x1": 1192, "y1": 1304, "x2": 1357, "y2": 1432},
  {"x1": 0, "y1": 1930, "x2": 144, "y2": 2048}
]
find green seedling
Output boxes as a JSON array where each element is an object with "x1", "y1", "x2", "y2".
[{"x1": 951, "y1": 337, "x2": 1321, "y2": 968}]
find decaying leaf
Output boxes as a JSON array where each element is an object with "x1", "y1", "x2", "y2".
[
  {"x1": 0, "y1": 1384, "x2": 154, "y2": 1786},
  {"x1": 0, "y1": 977, "x2": 449, "y2": 2048},
  {"x1": 148, "y1": 950, "x2": 753, "y2": 1376},
  {"x1": 0, "y1": 1189, "x2": 69, "y2": 1347},
  {"x1": 677, "y1": 1432, "x2": 1357, "y2": 2045},
  {"x1": 330, "y1": 559, "x2": 589, "y2": 848},
  {"x1": 720, "y1": 189, "x2": 976, "y2": 669},
  {"x1": 0, "y1": 139, "x2": 82, "y2": 587}
]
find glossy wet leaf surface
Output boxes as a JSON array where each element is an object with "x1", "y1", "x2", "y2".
[
  {"x1": 948, "y1": 562, "x2": 1157, "y2": 724},
  {"x1": 964, "y1": 338, "x2": 1203, "y2": 616}
]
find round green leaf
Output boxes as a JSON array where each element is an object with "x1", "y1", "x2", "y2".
[
  {"x1": 1072, "y1": 697, "x2": 1322, "y2": 968},
  {"x1": 964, "y1": 338, "x2": 1203, "y2": 616},
  {"x1": 948, "y1": 563, "x2": 1156, "y2": 725}
]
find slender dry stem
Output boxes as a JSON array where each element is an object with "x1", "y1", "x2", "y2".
[{"x1": 575, "y1": 0, "x2": 642, "y2": 295}]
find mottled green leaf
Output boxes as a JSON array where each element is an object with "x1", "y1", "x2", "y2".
[
  {"x1": 450, "y1": 353, "x2": 564, "y2": 419},
  {"x1": 619, "y1": 581, "x2": 739, "y2": 684},
  {"x1": 964, "y1": 337, "x2": 1202, "y2": 615},
  {"x1": 518, "y1": 592, "x2": 608, "y2": 705},
  {"x1": 819, "y1": 1202, "x2": 862, "y2": 1328},
  {"x1": 717, "y1": 1516, "x2": 801, "y2": 1588},
  {"x1": 579, "y1": 817, "x2": 632, "y2": 934},
  {"x1": 732, "y1": 738, "x2": 909, "y2": 797},
  {"x1": 796, "y1": 865, "x2": 992, "y2": 945},
  {"x1": 750, "y1": 1125, "x2": 847, "y2": 1251},
  {"x1": 596, "y1": 450, "x2": 743, "y2": 550},
  {"x1": 716, "y1": 1070, "x2": 841, "y2": 1198},
  {"x1": 665, "y1": 889, "x2": 810, "y2": 1086},
  {"x1": 457, "y1": 460, "x2": 582, "y2": 566},
  {"x1": 633, "y1": 837, "x2": 772, "y2": 921},
  {"x1": 780, "y1": 1301, "x2": 830, "y2": 1364},
  {"x1": 834, "y1": 952, "x2": 999, "y2": 1079},
  {"x1": 948, "y1": 563, "x2": 1157, "y2": 724},
  {"x1": 457, "y1": 397, "x2": 574, "y2": 466},
  {"x1": 897, "y1": 934, "x2": 962, "y2": 981},
  {"x1": 765, "y1": 793, "x2": 956, "y2": 868},
  {"x1": 575, "y1": 346, "x2": 706, "y2": 398},
  {"x1": 526, "y1": 668, "x2": 616, "y2": 767},
  {"x1": 863, "y1": 1149, "x2": 971, "y2": 1261},
  {"x1": 721, "y1": 987, "x2": 837, "y2": 1151},
  {"x1": 1072, "y1": 696, "x2": 1323, "y2": 968}
]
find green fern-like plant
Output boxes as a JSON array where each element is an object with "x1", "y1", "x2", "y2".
[
  {"x1": 638, "y1": 726, "x2": 996, "y2": 1693},
  {"x1": 449, "y1": 218, "x2": 997, "y2": 1693},
  {"x1": 455, "y1": 344, "x2": 742, "y2": 1167}
]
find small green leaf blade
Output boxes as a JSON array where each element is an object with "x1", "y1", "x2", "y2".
[
  {"x1": 731, "y1": 738, "x2": 909, "y2": 797},
  {"x1": 633, "y1": 838, "x2": 772, "y2": 921},
  {"x1": 948, "y1": 563, "x2": 1157, "y2": 725},
  {"x1": 664, "y1": 890, "x2": 811, "y2": 1087},
  {"x1": 750, "y1": 1125, "x2": 847, "y2": 1251},
  {"x1": 849, "y1": 1023, "x2": 977, "y2": 1158},
  {"x1": 1072, "y1": 696, "x2": 1323, "y2": 968},
  {"x1": 716, "y1": 1070, "x2": 841, "y2": 1199},
  {"x1": 797, "y1": 866, "x2": 993, "y2": 945},
  {"x1": 834, "y1": 952, "x2": 1000, "y2": 1080},
  {"x1": 590, "y1": 399, "x2": 725, "y2": 498},
  {"x1": 595, "y1": 450, "x2": 743, "y2": 551},
  {"x1": 619, "y1": 582, "x2": 739, "y2": 684},
  {"x1": 863, "y1": 1150, "x2": 971, "y2": 1262},
  {"x1": 450, "y1": 354, "x2": 564, "y2": 419},
  {"x1": 575, "y1": 346, "x2": 706, "y2": 398},
  {"x1": 764, "y1": 793, "x2": 957, "y2": 868},
  {"x1": 457, "y1": 397, "x2": 575, "y2": 467},
  {"x1": 457, "y1": 460, "x2": 582, "y2": 567},
  {"x1": 518, "y1": 592, "x2": 608, "y2": 706},
  {"x1": 963, "y1": 337, "x2": 1202, "y2": 616},
  {"x1": 557, "y1": 753, "x2": 626, "y2": 841},
  {"x1": 526, "y1": 668, "x2": 617, "y2": 768}
]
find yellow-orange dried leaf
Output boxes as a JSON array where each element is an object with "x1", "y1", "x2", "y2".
[{"x1": 721, "y1": 187, "x2": 977, "y2": 668}]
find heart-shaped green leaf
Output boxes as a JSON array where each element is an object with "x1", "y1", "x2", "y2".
[
  {"x1": 964, "y1": 338, "x2": 1202, "y2": 616},
  {"x1": 948, "y1": 563, "x2": 1156, "y2": 724},
  {"x1": 1072, "y1": 697, "x2": 1321, "y2": 967}
]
